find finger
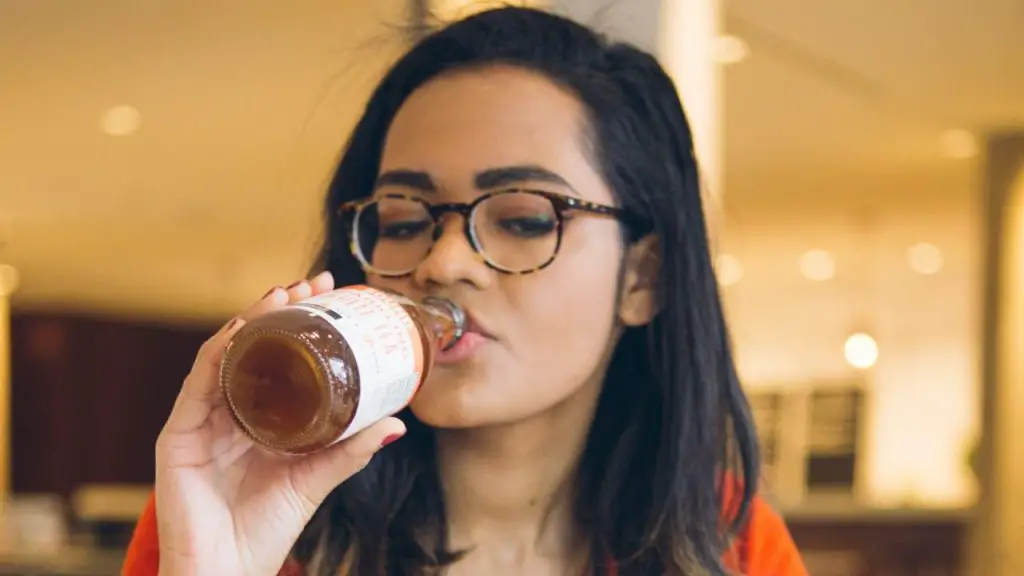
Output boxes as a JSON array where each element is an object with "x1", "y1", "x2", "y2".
[
  {"x1": 163, "y1": 277, "x2": 317, "y2": 438},
  {"x1": 163, "y1": 317, "x2": 247, "y2": 434},
  {"x1": 241, "y1": 272, "x2": 333, "y2": 324},
  {"x1": 163, "y1": 276, "x2": 326, "y2": 438},
  {"x1": 188, "y1": 286, "x2": 287, "y2": 374},
  {"x1": 287, "y1": 417, "x2": 407, "y2": 514},
  {"x1": 237, "y1": 285, "x2": 289, "y2": 322},
  {"x1": 284, "y1": 279, "x2": 313, "y2": 303},
  {"x1": 308, "y1": 270, "x2": 335, "y2": 295}
]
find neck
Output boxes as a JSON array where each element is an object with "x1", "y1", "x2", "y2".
[{"x1": 436, "y1": 380, "x2": 601, "y2": 560}]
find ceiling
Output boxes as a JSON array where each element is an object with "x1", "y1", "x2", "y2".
[
  {"x1": 0, "y1": 0, "x2": 1021, "y2": 323},
  {"x1": 722, "y1": 0, "x2": 1023, "y2": 205}
]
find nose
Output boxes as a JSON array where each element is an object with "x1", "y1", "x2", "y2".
[{"x1": 411, "y1": 215, "x2": 492, "y2": 290}]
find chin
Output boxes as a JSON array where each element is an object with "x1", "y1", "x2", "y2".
[
  {"x1": 407, "y1": 382, "x2": 491, "y2": 429},
  {"x1": 407, "y1": 374, "x2": 525, "y2": 429},
  {"x1": 408, "y1": 408, "x2": 483, "y2": 430}
]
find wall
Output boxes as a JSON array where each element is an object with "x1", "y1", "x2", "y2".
[
  {"x1": 9, "y1": 313, "x2": 212, "y2": 497},
  {"x1": 719, "y1": 196, "x2": 981, "y2": 510}
]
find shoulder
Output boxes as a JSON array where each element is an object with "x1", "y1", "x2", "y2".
[{"x1": 727, "y1": 496, "x2": 808, "y2": 576}]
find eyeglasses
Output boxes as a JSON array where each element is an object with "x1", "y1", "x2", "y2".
[{"x1": 339, "y1": 189, "x2": 635, "y2": 276}]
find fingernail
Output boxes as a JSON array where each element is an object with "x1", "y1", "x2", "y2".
[
  {"x1": 224, "y1": 317, "x2": 240, "y2": 332},
  {"x1": 262, "y1": 286, "x2": 281, "y2": 299},
  {"x1": 380, "y1": 433, "x2": 404, "y2": 448},
  {"x1": 285, "y1": 280, "x2": 307, "y2": 290}
]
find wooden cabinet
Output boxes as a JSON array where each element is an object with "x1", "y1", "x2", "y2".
[
  {"x1": 788, "y1": 509, "x2": 969, "y2": 576},
  {"x1": 10, "y1": 312, "x2": 215, "y2": 497}
]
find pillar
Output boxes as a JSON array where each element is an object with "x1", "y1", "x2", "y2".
[
  {"x1": 969, "y1": 132, "x2": 1024, "y2": 575},
  {"x1": 0, "y1": 264, "x2": 19, "y2": 512}
]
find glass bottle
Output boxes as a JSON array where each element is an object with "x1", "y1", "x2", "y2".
[{"x1": 219, "y1": 285, "x2": 465, "y2": 455}]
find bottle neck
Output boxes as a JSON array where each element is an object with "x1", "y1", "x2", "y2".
[{"x1": 420, "y1": 297, "x2": 466, "y2": 351}]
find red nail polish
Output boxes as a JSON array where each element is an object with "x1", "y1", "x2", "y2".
[
  {"x1": 380, "y1": 433, "x2": 404, "y2": 448},
  {"x1": 262, "y1": 286, "x2": 281, "y2": 299}
]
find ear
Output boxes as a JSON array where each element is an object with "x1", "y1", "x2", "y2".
[{"x1": 617, "y1": 234, "x2": 660, "y2": 327}]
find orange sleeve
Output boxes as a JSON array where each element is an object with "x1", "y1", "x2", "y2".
[
  {"x1": 120, "y1": 493, "x2": 304, "y2": 576},
  {"x1": 121, "y1": 493, "x2": 160, "y2": 576},
  {"x1": 741, "y1": 497, "x2": 808, "y2": 576},
  {"x1": 125, "y1": 490, "x2": 803, "y2": 576}
]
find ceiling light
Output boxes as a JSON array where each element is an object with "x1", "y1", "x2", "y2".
[
  {"x1": 940, "y1": 129, "x2": 977, "y2": 159},
  {"x1": 100, "y1": 105, "x2": 142, "y2": 136},
  {"x1": 844, "y1": 332, "x2": 878, "y2": 369},
  {"x1": 715, "y1": 253, "x2": 743, "y2": 286},
  {"x1": 907, "y1": 242, "x2": 944, "y2": 275},
  {"x1": 715, "y1": 35, "x2": 749, "y2": 64},
  {"x1": 799, "y1": 249, "x2": 835, "y2": 282}
]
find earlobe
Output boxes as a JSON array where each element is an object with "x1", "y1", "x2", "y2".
[{"x1": 617, "y1": 234, "x2": 660, "y2": 326}]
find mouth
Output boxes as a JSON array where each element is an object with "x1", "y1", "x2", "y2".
[
  {"x1": 463, "y1": 312, "x2": 494, "y2": 340},
  {"x1": 436, "y1": 310, "x2": 494, "y2": 365}
]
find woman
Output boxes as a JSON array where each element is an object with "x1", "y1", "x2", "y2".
[{"x1": 124, "y1": 7, "x2": 806, "y2": 576}]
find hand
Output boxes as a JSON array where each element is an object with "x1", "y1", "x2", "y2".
[{"x1": 153, "y1": 272, "x2": 406, "y2": 576}]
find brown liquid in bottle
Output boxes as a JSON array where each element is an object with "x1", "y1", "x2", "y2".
[{"x1": 219, "y1": 286, "x2": 463, "y2": 455}]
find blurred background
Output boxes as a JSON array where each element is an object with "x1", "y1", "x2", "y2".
[{"x1": 0, "y1": 0, "x2": 1021, "y2": 574}]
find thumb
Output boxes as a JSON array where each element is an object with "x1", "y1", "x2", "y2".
[{"x1": 287, "y1": 417, "x2": 407, "y2": 511}]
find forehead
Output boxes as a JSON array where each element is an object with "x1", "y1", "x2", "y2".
[{"x1": 379, "y1": 66, "x2": 612, "y2": 203}]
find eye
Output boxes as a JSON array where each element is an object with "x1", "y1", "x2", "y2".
[
  {"x1": 498, "y1": 216, "x2": 557, "y2": 237},
  {"x1": 379, "y1": 220, "x2": 432, "y2": 239}
]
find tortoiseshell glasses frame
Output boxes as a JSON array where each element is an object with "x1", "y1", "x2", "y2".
[{"x1": 338, "y1": 189, "x2": 639, "y2": 277}]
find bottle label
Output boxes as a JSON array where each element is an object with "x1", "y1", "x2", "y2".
[{"x1": 292, "y1": 286, "x2": 425, "y2": 442}]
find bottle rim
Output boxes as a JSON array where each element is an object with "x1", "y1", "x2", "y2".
[
  {"x1": 421, "y1": 296, "x2": 466, "y2": 351},
  {"x1": 219, "y1": 326, "x2": 335, "y2": 454}
]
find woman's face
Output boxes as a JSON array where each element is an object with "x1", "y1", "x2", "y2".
[{"x1": 368, "y1": 66, "x2": 651, "y2": 429}]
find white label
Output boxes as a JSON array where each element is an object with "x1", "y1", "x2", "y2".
[{"x1": 292, "y1": 286, "x2": 423, "y2": 443}]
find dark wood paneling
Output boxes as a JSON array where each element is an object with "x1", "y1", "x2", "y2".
[
  {"x1": 10, "y1": 312, "x2": 217, "y2": 497},
  {"x1": 789, "y1": 516, "x2": 966, "y2": 576}
]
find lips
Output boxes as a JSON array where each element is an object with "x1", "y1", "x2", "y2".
[
  {"x1": 462, "y1": 312, "x2": 494, "y2": 340},
  {"x1": 435, "y1": 331, "x2": 490, "y2": 364},
  {"x1": 436, "y1": 308, "x2": 493, "y2": 364}
]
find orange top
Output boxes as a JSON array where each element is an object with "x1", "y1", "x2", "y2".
[{"x1": 122, "y1": 493, "x2": 806, "y2": 575}]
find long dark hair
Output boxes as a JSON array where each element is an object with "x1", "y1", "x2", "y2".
[{"x1": 294, "y1": 7, "x2": 759, "y2": 576}]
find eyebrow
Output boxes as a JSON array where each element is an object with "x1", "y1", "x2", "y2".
[
  {"x1": 475, "y1": 165, "x2": 573, "y2": 191},
  {"x1": 374, "y1": 170, "x2": 436, "y2": 192},
  {"x1": 374, "y1": 164, "x2": 575, "y2": 194}
]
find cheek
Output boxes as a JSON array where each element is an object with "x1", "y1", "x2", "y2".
[{"x1": 502, "y1": 229, "x2": 623, "y2": 382}]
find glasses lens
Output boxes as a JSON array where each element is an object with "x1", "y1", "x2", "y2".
[
  {"x1": 354, "y1": 197, "x2": 433, "y2": 274},
  {"x1": 472, "y1": 192, "x2": 559, "y2": 272}
]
